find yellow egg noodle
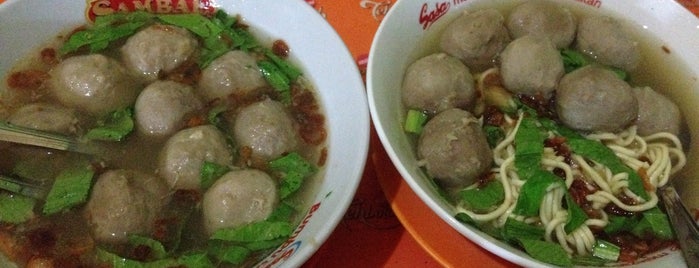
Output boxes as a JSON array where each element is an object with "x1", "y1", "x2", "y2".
[{"x1": 457, "y1": 68, "x2": 687, "y2": 256}]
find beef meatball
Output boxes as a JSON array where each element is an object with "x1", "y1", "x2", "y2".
[
  {"x1": 417, "y1": 108, "x2": 492, "y2": 189},
  {"x1": 84, "y1": 169, "x2": 169, "y2": 244},
  {"x1": 49, "y1": 54, "x2": 138, "y2": 116},
  {"x1": 506, "y1": 1, "x2": 577, "y2": 49},
  {"x1": 159, "y1": 125, "x2": 233, "y2": 190},
  {"x1": 231, "y1": 99, "x2": 299, "y2": 161},
  {"x1": 401, "y1": 53, "x2": 476, "y2": 114},
  {"x1": 121, "y1": 24, "x2": 198, "y2": 81},
  {"x1": 556, "y1": 66, "x2": 638, "y2": 132},
  {"x1": 8, "y1": 103, "x2": 79, "y2": 135},
  {"x1": 202, "y1": 169, "x2": 278, "y2": 235},
  {"x1": 500, "y1": 36, "x2": 564, "y2": 98},
  {"x1": 633, "y1": 86, "x2": 681, "y2": 136},
  {"x1": 576, "y1": 15, "x2": 640, "y2": 71},
  {"x1": 198, "y1": 50, "x2": 269, "y2": 101},
  {"x1": 440, "y1": 9, "x2": 511, "y2": 72},
  {"x1": 135, "y1": 80, "x2": 203, "y2": 136}
]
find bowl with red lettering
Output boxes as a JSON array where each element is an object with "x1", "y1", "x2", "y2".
[
  {"x1": 368, "y1": 0, "x2": 699, "y2": 267},
  {"x1": 0, "y1": 0, "x2": 369, "y2": 267}
]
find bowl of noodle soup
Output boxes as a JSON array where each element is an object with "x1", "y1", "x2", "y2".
[
  {"x1": 368, "y1": 0, "x2": 699, "y2": 267},
  {"x1": 0, "y1": 0, "x2": 369, "y2": 267}
]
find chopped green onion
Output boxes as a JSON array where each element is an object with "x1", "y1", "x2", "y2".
[
  {"x1": 404, "y1": 109, "x2": 429, "y2": 134},
  {"x1": 592, "y1": 239, "x2": 621, "y2": 261}
]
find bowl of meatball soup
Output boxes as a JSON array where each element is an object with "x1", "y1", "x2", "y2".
[
  {"x1": 0, "y1": 0, "x2": 369, "y2": 267},
  {"x1": 368, "y1": 0, "x2": 699, "y2": 267}
]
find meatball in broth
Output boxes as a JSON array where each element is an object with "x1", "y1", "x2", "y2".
[
  {"x1": 134, "y1": 80, "x2": 203, "y2": 136},
  {"x1": 8, "y1": 103, "x2": 79, "y2": 135},
  {"x1": 506, "y1": 0, "x2": 577, "y2": 49},
  {"x1": 556, "y1": 65, "x2": 638, "y2": 132},
  {"x1": 417, "y1": 108, "x2": 492, "y2": 190},
  {"x1": 121, "y1": 24, "x2": 199, "y2": 81},
  {"x1": 202, "y1": 169, "x2": 278, "y2": 235},
  {"x1": 198, "y1": 50, "x2": 270, "y2": 101},
  {"x1": 159, "y1": 125, "x2": 233, "y2": 190},
  {"x1": 440, "y1": 9, "x2": 511, "y2": 72},
  {"x1": 402, "y1": 53, "x2": 476, "y2": 114},
  {"x1": 84, "y1": 169, "x2": 169, "y2": 244},
  {"x1": 499, "y1": 35, "x2": 564, "y2": 98},
  {"x1": 49, "y1": 54, "x2": 139, "y2": 116},
  {"x1": 231, "y1": 99, "x2": 299, "y2": 162},
  {"x1": 576, "y1": 15, "x2": 640, "y2": 72}
]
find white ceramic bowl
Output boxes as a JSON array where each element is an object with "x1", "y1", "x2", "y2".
[
  {"x1": 368, "y1": 0, "x2": 699, "y2": 267},
  {"x1": 0, "y1": 0, "x2": 369, "y2": 267}
]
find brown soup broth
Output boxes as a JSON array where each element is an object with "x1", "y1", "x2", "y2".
[{"x1": 0, "y1": 13, "x2": 327, "y2": 267}]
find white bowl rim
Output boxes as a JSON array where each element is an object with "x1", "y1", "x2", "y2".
[{"x1": 368, "y1": 0, "x2": 699, "y2": 267}]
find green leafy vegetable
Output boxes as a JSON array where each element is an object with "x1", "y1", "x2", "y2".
[
  {"x1": 513, "y1": 171, "x2": 560, "y2": 216},
  {"x1": 157, "y1": 14, "x2": 221, "y2": 38},
  {"x1": 513, "y1": 116, "x2": 546, "y2": 179},
  {"x1": 42, "y1": 163, "x2": 94, "y2": 215},
  {"x1": 86, "y1": 107, "x2": 135, "y2": 141},
  {"x1": 258, "y1": 60, "x2": 292, "y2": 104},
  {"x1": 95, "y1": 248, "x2": 214, "y2": 268},
  {"x1": 208, "y1": 241, "x2": 251, "y2": 265},
  {"x1": 264, "y1": 50, "x2": 302, "y2": 81},
  {"x1": 460, "y1": 180, "x2": 505, "y2": 213},
  {"x1": 502, "y1": 218, "x2": 545, "y2": 243},
  {"x1": 592, "y1": 239, "x2": 620, "y2": 261},
  {"x1": 631, "y1": 207, "x2": 674, "y2": 240},
  {"x1": 483, "y1": 125, "x2": 505, "y2": 148},
  {"x1": 200, "y1": 161, "x2": 230, "y2": 190},
  {"x1": 0, "y1": 193, "x2": 36, "y2": 223},
  {"x1": 540, "y1": 117, "x2": 648, "y2": 199},
  {"x1": 564, "y1": 192, "x2": 588, "y2": 233},
  {"x1": 518, "y1": 238, "x2": 573, "y2": 267},
  {"x1": 560, "y1": 48, "x2": 589, "y2": 73},
  {"x1": 210, "y1": 221, "x2": 294, "y2": 243},
  {"x1": 404, "y1": 109, "x2": 429, "y2": 134},
  {"x1": 268, "y1": 152, "x2": 317, "y2": 199},
  {"x1": 128, "y1": 235, "x2": 168, "y2": 260}
]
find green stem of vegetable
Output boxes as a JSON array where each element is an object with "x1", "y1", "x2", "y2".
[
  {"x1": 591, "y1": 239, "x2": 621, "y2": 261},
  {"x1": 404, "y1": 109, "x2": 429, "y2": 134}
]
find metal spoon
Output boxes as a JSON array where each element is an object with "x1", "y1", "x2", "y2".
[
  {"x1": 658, "y1": 183, "x2": 699, "y2": 267},
  {"x1": 0, "y1": 121, "x2": 103, "y2": 155}
]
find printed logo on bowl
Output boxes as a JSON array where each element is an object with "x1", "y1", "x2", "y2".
[
  {"x1": 85, "y1": 0, "x2": 216, "y2": 22},
  {"x1": 258, "y1": 200, "x2": 323, "y2": 268}
]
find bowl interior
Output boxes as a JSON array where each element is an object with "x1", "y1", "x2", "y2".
[
  {"x1": 368, "y1": 0, "x2": 699, "y2": 267},
  {"x1": 0, "y1": 0, "x2": 369, "y2": 267}
]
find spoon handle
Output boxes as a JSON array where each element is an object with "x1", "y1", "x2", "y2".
[
  {"x1": 0, "y1": 122, "x2": 100, "y2": 155},
  {"x1": 659, "y1": 184, "x2": 699, "y2": 267}
]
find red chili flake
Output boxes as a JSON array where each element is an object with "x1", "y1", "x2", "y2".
[
  {"x1": 483, "y1": 105, "x2": 504, "y2": 126},
  {"x1": 40, "y1": 48, "x2": 59, "y2": 66},
  {"x1": 272, "y1": 40, "x2": 290, "y2": 58},
  {"x1": 317, "y1": 147, "x2": 328, "y2": 167},
  {"x1": 7, "y1": 70, "x2": 49, "y2": 90}
]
